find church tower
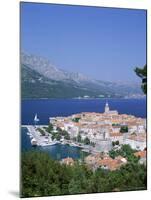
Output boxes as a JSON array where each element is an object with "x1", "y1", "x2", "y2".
[{"x1": 105, "y1": 101, "x2": 110, "y2": 113}]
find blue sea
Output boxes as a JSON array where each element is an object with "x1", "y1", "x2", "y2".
[
  {"x1": 21, "y1": 98, "x2": 146, "y2": 160},
  {"x1": 21, "y1": 127, "x2": 88, "y2": 160},
  {"x1": 21, "y1": 98, "x2": 146, "y2": 125}
]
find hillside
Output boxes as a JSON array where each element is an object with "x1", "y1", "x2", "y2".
[
  {"x1": 21, "y1": 64, "x2": 111, "y2": 98},
  {"x1": 21, "y1": 52, "x2": 143, "y2": 99}
]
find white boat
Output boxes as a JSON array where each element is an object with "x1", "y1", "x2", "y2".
[
  {"x1": 29, "y1": 135, "x2": 33, "y2": 139},
  {"x1": 31, "y1": 138, "x2": 37, "y2": 146},
  {"x1": 34, "y1": 114, "x2": 40, "y2": 122},
  {"x1": 81, "y1": 149, "x2": 90, "y2": 153},
  {"x1": 40, "y1": 141, "x2": 60, "y2": 147},
  {"x1": 70, "y1": 142, "x2": 79, "y2": 147}
]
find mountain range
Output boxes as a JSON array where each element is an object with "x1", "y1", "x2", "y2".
[{"x1": 21, "y1": 52, "x2": 143, "y2": 99}]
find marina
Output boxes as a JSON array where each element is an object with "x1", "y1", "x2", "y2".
[
  {"x1": 23, "y1": 124, "x2": 107, "y2": 156},
  {"x1": 23, "y1": 124, "x2": 85, "y2": 148},
  {"x1": 25, "y1": 125, "x2": 61, "y2": 147},
  {"x1": 23, "y1": 112, "x2": 92, "y2": 150},
  {"x1": 21, "y1": 127, "x2": 89, "y2": 160}
]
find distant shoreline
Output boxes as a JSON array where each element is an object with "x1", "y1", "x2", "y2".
[
  {"x1": 21, "y1": 97, "x2": 146, "y2": 100},
  {"x1": 21, "y1": 98, "x2": 146, "y2": 125}
]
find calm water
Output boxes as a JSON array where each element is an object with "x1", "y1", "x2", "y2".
[
  {"x1": 21, "y1": 98, "x2": 146, "y2": 160},
  {"x1": 21, "y1": 98, "x2": 146, "y2": 125},
  {"x1": 21, "y1": 127, "x2": 88, "y2": 160}
]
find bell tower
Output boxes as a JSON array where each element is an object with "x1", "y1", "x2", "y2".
[{"x1": 105, "y1": 101, "x2": 109, "y2": 113}]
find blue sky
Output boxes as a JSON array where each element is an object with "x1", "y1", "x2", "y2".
[{"x1": 21, "y1": 2, "x2": 146, "y2": 83}]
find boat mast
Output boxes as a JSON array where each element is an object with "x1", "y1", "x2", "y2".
[{"x1": 34, "y1": 113, "x2": 39, "y2": 127}]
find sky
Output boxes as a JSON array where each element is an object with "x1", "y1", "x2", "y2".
[{"x1": 20, "y1": 2, "x2": 146, "y2": 83}]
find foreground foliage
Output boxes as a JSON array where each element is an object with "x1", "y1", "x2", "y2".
[
  {"x1": 135, "y1": 64, "x2": 147, "y2": 94},
  {"x1": 21, "y1": 151, "x2": 147, "y2": 197},
  {"x1": 109, "y1": 144, "x2": 138, "y2": 162}
]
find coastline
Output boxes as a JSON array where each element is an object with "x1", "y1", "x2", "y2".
[
  {"x1": 21, "y1": 98, "x2": 146, "y2": 125},
  {"x1": 21, "y1": 126, "x2": 90, "y2": 160},
  {"x1": 22, "y1": 96, "x2": 146, "y2": 100},
  {"x1": 22, "y1": 125, "x2": 94, "y2": 153},
  {"x1": 21, "y1": 98, "x2": 147, "y2": 160}
]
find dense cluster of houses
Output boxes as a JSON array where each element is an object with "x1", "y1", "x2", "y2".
[
  {"x1": 50, "y1": 102, "x2": 146, "y2": 152},
  {"x1": 84, "y1": 153, "x2": 127, "y2": 171},
  {"x1": 61, "y1": 150, "x2": 146, "y2": 171},
  {"x1": 55, "y1": 102, "x2": 147, "y2": 171}
]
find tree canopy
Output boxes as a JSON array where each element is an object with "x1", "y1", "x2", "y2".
[
  {"x1": 134, "y1": 64, "x2": 147, "y2": 94},
  {"x1": 21, "y1": 150, "x2": 146, "y2": 197}
]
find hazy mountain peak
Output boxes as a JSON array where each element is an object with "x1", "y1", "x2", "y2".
[
  {"x1": 21, "y1": 52, "x2": 143, "y2": 99},
  {"x1": 21, "y1": 52, "x2": 90, "y2": 83}
]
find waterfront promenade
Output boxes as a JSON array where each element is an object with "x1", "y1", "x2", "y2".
[
  {"x1": 22, "y1": 125, "x2": 55, "y2": 146},
  {"x1": 22, "y1": 125, "x2": 95, "y2": 153}
]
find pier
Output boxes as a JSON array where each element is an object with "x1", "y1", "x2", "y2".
[
  {"x1": 22, "y1": 125, "x2": 93, "y2": 152},
  {"x1": 22, "y1": 125, "x2": 59, "y2": 147}
]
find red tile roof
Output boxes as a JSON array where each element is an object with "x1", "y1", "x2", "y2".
[
  {"x1": 61, "y1": 157, "x2": 74, "y2": 166},
  {"x1": 134, "y1": 150, "x2": 146, "y2": 158}
]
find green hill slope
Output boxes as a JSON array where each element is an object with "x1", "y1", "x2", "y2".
[{"x1": 21, "y1": 64, "x2": 110, "y2": 98}]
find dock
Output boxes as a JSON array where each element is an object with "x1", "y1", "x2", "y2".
[
  {"x1": 22, "y1": 125, "x2": 92, "y2": 153},
  {"x1": 22, "y1": 125, "x2": 59, "y2": 147}
]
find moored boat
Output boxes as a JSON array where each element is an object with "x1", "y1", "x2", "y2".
[
  {"x1": 70, "y1": 142, "x2": 79, "y2": 147},
  {"x1": 40, "y1": 141, "x2": 60, "y2": 147},
  {"x1": 31, "y1": 138, "x2": 37, "y2": 146},
  {"x1": 27, "y1": 132, "x2": 30, "y2": 136}
]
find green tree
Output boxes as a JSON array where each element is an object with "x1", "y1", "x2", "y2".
[
  {"x1": 135, "y1": 64, "x2": 147, "y2": 94},
  {"x1": 109, "y1": 144, "x2": 137, "y2": 162},
  {"x1": 90, "y1": 141, "x2": 95, "y2": 147},
  {"x1": 112, "y1": 141, "x2": 115, "y2": 146},
  {"x1": 64, "y1": 134, "x2": 70, "y2": 140},
  {"x1": 56, "y1": 134, "x2": 61, "y2": 141},
  {"x1": 61, "y1": 130, "x2": 68, "y2": 136},
  {"x1": 72, "y1": 117, "x2": 81, "y2": 123},
  {"x1": 21, "y1": 151, "x2": 146, "y2": 197},
  {"x1": 37, "y1": 128, "x2": 45, "y2": 136},
  {"x1": 46, "y1": 123, "x2": 53, "y2": 133},
  {"x1": 77, "y1": 134, "x2": 82, "y2": 143},
  {"x1": 51, "y1": 134, "x2": 55, "y2": 141},
  {"x1": 21, "y1": 151, "x2": 62, "y2": 197},
  {"x1": 120, "y1": 126, "x2": 128, "y2": 133},
  {"x1": 83, "y1": 137, "x2": 90, "y2": 145}
]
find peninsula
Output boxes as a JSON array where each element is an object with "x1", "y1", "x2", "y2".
[{"x1": 25, "y1": 102, "x2": 146, "y2": 153}]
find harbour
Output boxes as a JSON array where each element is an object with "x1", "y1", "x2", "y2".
[
  {"x1": 21, "y1": 126, "x2": 89, "y2": 160},
  {"x1": 22, "y1": 124, "x2": 122, "y2": 157},
  {"x1": 21, "y1": 98, "x2": 147, "y2": 160},
  {"x1": 24, "y1": 125, "x2": 81, "y2": 147}
]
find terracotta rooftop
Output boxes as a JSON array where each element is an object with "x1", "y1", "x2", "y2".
[
  {"x1": 98, "y1": 155, "x2": 127, "y2": 171},
  {"x1": 128, "y1": 134, "x2": 146, "y2": 142},
  {"x1": 98, "y1": 158, "x2": 119, "y2": 171},
  {"x1": 61, "y1": 157, "x2": 74, "y2": 166},
  {"x1": 110, "y1": 132, "x2": 123, "y2": 137},
  {"x1": 134, "y1": 150, "x2": 146, "y2": 158}
]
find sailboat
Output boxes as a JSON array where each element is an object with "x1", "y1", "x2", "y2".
[
  {"x1": 34, "y1": 114, "x2": 40, "y2": 126},
  {"x1": 34, "y1": 113, "x2": 39, "y2": 122}
]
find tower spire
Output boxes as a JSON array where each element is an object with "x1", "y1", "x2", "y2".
[{"x1": 105, "y1": 101, "x2": 109, "y2": 113}]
